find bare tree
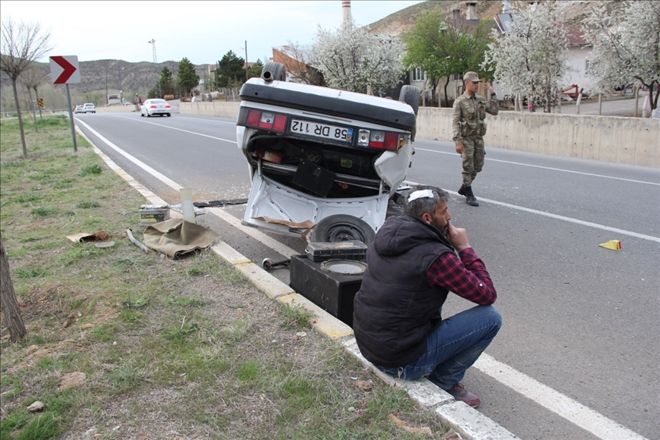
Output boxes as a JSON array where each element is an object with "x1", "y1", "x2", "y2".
[
  {"x1": 21, "y1": 65, "x2": 48, "y2": 128},
  {"x1": 0, "y1": 18, "x2": 51, "y2": 158},
  {"x1": 0, "y1": 239, "x2": 26, "y2": 342}
]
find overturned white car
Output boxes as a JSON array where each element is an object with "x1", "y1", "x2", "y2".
[{"x1": 236, "y1": 63, "x2": 419, "y2": 243}]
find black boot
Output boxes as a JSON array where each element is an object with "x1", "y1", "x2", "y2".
[
  {"x1": 465, "y1": 186, "x2": 479, "y2": 207},
  {"x1": 458, "y1": 185, "x2": 468, "y2": 196}
]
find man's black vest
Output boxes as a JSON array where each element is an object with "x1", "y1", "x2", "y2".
[{"x1": 353, "y1": 215, "x2": 453, "y2": 368}]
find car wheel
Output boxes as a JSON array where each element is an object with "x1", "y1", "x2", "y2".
[
  {"x1": 261, "y1": 62, "x2": 286, "y2": 82},
  {"x1": 167, "y1": 113, "x2": 171, "y2": 117},
  {"x1": 399, "y1": 85, "x2": 420, "y2": 116},
  {"x1": 309, "y1": 214, "x2": 375, "y2": 245}
]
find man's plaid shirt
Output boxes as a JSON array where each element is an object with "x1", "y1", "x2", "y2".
[{"x1": 426, "y1": 247, "x2": 496, "y2": 305}]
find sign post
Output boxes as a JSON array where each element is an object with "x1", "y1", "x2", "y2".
[{"x1": 49, "y1": 55, "x2": 80, "y2": 152}]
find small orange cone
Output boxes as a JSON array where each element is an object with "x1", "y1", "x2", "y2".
[{"x1": 599, "y1": 240, "x2": 622, "y2": 251}]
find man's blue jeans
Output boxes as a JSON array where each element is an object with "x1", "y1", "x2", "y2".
[{"x1": 377, "y1": 305, "x2": 502, "y2": 391}]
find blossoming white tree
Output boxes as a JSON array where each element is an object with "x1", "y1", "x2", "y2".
[
  {"x1": 482, "y1": 2, "x2": 568, "y2": 112},
  {"x1": 311, "y1": 21, "x2": 404, "y2": 95},
  {"x1": 582, "y1": 1, "x2": 660, "y2": 113}
]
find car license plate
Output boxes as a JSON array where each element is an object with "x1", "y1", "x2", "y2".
[{"x1": 290, "y1": 119, "x2": 352, "y2": 143}]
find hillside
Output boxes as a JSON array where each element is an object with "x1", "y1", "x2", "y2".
[
  {"x1": 366, "y1": 0, "x2": 501, "y2": 37},
  {"x1": 1, "y1": 59, "x2": 212, "y2": 112},
  {"x1": 27, "y1": 59, "x2": 211, "y2": 96},
  {"x1": 366, "y1": 0, "x2": 595, "y2": 37}
]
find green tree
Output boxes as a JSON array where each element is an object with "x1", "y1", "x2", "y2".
[
  {"x1": 403, "y1": 11, "x2": 491, "y2": 106},
  {"x1": 176, "y1": 57, "x2": 199, "y2": 98},
  {"x1": 247, "y1": 58, "x2": 264, "y2": 79},
  {"x1": 158, "y1": 67, "x2": 175, "y2": 97},
  {"x1": 215, "y1": 50, "x2": 245, "y2": 88}
]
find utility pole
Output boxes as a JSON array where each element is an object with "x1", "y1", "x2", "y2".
[
  {"x1": 148, "y1": 39, "x2": 157, "y2": 63},
  {"x1": 148, "y1": 39, "x2": 158, "y2": 96},
  {"x1": 244, "y1": 40, "x2": 248, "y2": 82}
]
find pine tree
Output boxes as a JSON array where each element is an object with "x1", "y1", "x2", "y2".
[{"x1": 176, "y1": 57, "x2": 199, "y2": 98}]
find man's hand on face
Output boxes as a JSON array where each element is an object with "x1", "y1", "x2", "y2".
[
  {"x1": 455, "y1": 144, "x2": 464, "y2": 155},
  {"x1": 448, "y1": 223, "x2": 470, "y2": 251}
]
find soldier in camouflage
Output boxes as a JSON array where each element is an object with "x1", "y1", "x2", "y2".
[{"x1": 452, "y1": 72, "x2": 498, "y2": 207}]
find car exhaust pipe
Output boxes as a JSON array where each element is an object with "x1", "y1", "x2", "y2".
[{"x1": 261, "y1": 62, "x2": 286, "y2": 83}]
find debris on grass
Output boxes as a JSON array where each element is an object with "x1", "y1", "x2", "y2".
[
  {"x1": 389, "y1": 413, "x2": 434, "y2": 437},
  {"x1": 27, "y1": 401, "x2": 45, "y2": 412}
]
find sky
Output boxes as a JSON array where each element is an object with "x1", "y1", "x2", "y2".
[{"x1": 2, "y1": 1, "x2": 424, "y2": 65}]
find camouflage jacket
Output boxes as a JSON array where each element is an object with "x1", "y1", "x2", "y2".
[{"x1": 452, "y1": 92, "x2": 499, "y2": 143}]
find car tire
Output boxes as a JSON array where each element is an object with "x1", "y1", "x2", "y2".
[
  {"x1": 399, "y1": 85, "x2": 419, "y2": 115},
  {"x1": 309, "y1": 214, "x2": 375, "y2": 245},
  {"x1": 167, "y1": 113, "x2": 171, "y2": 117},
  {"x1": 261, "y1": 62, "x2": 286, "y2": 82}
]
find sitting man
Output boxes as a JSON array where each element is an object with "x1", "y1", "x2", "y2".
[{"x1": 353, "y1": 187, "x2": 501, "y2": 407}]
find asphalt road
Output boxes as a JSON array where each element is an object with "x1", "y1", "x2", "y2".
[{"x1": 75, "y1": 112, "x2": 660, "y2": 440}]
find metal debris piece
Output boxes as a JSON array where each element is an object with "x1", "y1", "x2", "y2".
[{"x1": 125, "y1": 228, "x2": 150, "y2": 253}]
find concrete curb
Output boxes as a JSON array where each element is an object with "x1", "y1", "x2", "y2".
[{"x1": 81, "y1": 125, "x2": 518, "y2": 440}]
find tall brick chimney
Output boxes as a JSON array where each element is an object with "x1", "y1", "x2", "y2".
[{"x1": 342, "y1": 0, "x2": 352, "y2": 29}]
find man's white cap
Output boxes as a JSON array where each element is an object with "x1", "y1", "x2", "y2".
[{"x1": 408, "y1": 189, "x2": 434, "y2": 202}]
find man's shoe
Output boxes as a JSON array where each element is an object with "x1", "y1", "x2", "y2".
[
  {"x1": 458, "y1": 185, "x2": 468, "y2": 196},
  {"x1": 465, "y1": 195, "x2": 479, "y2": 206},
  {"x1": 448, "y1": 383, "x2": 481, "y2": 408}
]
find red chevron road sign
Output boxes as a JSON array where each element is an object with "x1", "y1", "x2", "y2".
[{"x1": 49, "y1": 55, "x2": 80, "y2": 84}]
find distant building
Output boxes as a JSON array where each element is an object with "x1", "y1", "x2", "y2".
[{"x1": 272, "y1": 46, "x2": 324, "y2": 85}]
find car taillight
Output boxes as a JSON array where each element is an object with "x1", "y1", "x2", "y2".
[
  {"x1": 357, "y1": 129, "x2": 409, "y2": 151},
  {"x1": 240, "y1": 108, "x2": 287, "y2": 134},
  {"x1": 150, "y1": 105, "x2": 157, "y2": 108},
  {"x1": 165, "y1": 104, "x2": 171, "y2": 108}
]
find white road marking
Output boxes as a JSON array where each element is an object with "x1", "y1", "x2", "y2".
[
  {"x1": 415, "y1": 147, "x2": 660, "y2": 186},
  {"x1": 469, "y1": 192, "x2": 659, "y2": 243},
  {"x1": 476, "y1": 354, "x2": 649, "y2": 440},
  {"x1": 75, "y1": 119, "x2": 182, "y2": 190},
  {"x1": 79, "y1": 121, "x2": 650, "y2": 440},
  {"x1": 115, "y1": 114, "x2": 237, "y2": 143},
  {"x1": 137, "y1": 119, "x2": 236, "y2": 143},
  {"x1": 405, "y1": 180, "x2": 660, "y2": 244}
]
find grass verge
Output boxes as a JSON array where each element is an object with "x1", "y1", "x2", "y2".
[{"x1": 1, "y1": 115, "x2": 449, "y2": 439}]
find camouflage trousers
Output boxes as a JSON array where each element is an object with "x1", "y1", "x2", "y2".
[{"x1": 461, "y1": 136, "x2": 485, "y2": 186}]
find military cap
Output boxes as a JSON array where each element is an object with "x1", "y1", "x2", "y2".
[{"x1": 463, "y1": 71, "x2": 480, "y2": 82}]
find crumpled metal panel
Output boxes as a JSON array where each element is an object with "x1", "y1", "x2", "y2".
[{"x1": 243, "y1": 173, "x2": 389, "y2": 235}]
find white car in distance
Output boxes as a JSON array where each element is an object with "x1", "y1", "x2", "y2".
[
  {"x1": 78, "y1": 103, "x2": 96, "y2": 114},
  {"x1": 140, "y1": 99, "x2": 172, "y2": 117}
]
